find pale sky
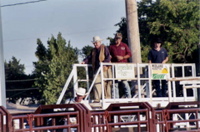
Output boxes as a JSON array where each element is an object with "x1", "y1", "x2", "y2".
[{"x1": 1, "y1": 0, "x2": 126, "y2": 74}]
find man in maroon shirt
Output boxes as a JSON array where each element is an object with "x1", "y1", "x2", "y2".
[{"x1": 109, "y1": 33, "x2": 132, "y2": 98}]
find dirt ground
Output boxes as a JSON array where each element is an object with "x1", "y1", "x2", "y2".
[{"x1": 6, "y1": 102, "x2": 38, "y2": 114}]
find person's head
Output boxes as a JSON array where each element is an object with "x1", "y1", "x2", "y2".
[
  {"x1": 114, "y1": 33, "x2": 123, "y2": 45},
  {"x1": 153, "y1": 38, "x2": 162, "y2": 48},
  {"x1": 75, "y1": 87, "x2": 87, "y2": 102},
  {"x1": 91, "y1": 36, "x2": 103, "y2": 49}
]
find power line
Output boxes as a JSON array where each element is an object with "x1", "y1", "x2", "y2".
[
  {"x1": 6, "y1": 79, "x2": 36, "y2": 82},
  {"x1": 1, "y1": 0, "x2": 47, "y2": 7},
  {"x1": 6, "y1": 87, "x2": 39, "y2": 91}
]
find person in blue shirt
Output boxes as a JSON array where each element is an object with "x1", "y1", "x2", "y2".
[{"x1": 148, "y1": 38, "x2": 168, "y2": 97}]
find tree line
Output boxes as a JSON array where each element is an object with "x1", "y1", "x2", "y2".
[{"x1": 5, "y1": 0, "x2": 200, "y2": 105}]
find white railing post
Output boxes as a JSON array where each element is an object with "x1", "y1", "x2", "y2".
[
  {"x1": 84, "y1": 68, "x2": 101, "y2": 100},
  {"x1": 101, "y1": 63, "x2": 105, "y2": 108},
  {"x1": 192, "y1": 64, "x2": 198, "y2": 100},
  {"x1": 56, "y1": 68, "x2": 75, "y2": 104},
  {"x1": 73, "y1": 65, "x2": 78, "y2": 97},
  {"x1": 171, "y1": 64, "x2": 176, "y2": 101},
  {"x1": 148, "y1": 64, "x2": 152, "y2": 102},
  {"x1": 137, "y1": 63, "x2": 141, "y2": 101},
  {"x1": 85, "y1": 65, "x2": 90, "y2": 93}
]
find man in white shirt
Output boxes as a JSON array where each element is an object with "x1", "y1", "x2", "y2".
[
  {"x1": 65, "y1": 87, "x2": 92, "y2": 110},
  {"x1": 63, "y1": 88, "x2": 92, "y2": 132}
]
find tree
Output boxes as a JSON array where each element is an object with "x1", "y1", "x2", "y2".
[
  {"x1": 33, "y1": 39, "x2": 49, "y2": 103},
  {"x1": 5, "y1": 57, "x2": 37, "y2": 104},
  {"x1": 138, "y1": 0, "x2": 200, "y2": 63},
  {"x1": 81, "y1": 45, "x2": 93, "y2": 59},
  {"x1": 115, "y1": 0, "x2": 199, "y2": 63},
  {"x1": 34, "y1": 33, "x2": 79, "y2": 104},
  {"x1": 115, "y1": 18, "x2": 128, "y2": 45},
  {"x1": 5, "y1": 56, "x2": 25, "y2": 79}
]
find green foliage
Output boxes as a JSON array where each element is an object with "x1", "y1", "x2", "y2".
[
  {"x1": 115, "y1": 18, "x2": 128, "y2": 44},
  {"x1": 141, "y1": 45, "x2": 151, "y2": 63},
  {"x1": 116, "y1": 0, "x2": 199, "y2": 63},
  {"x1": 81, "y1": 45, "x2": 93, "y2": 58},
  {"x1": 5, "y1": 57, "x2": 37, "y2": 104},
  {"x1": 33, "y1": 33, "x2": 78, "y2": 104},
  {"x1": 5, "y1": 56, "x2": 25, "y2": 78},
  {"x1": 78, "y1": 45, "x2": 94, "y2": 89},
  {"x1": 138, "y1": 0, "x2": 200, "y2": 63},
  {"x1": 33, "y1": 39, "x2": 49, "y2": 103}
]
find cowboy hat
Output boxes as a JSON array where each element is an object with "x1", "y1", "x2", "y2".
[
  {"x1": 76, "y1": 87, "x2": 87, "y2": 96},
  {"x1": 91, "y1": 36, "x2": 103, "y2": 43},
  {"x1": 115, "y1": 33, "x2": 123, "y2": 39}
]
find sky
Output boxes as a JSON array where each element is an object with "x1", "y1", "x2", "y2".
[{"x1": 1, "y1": 0, "x2": 126, "y2": 74}]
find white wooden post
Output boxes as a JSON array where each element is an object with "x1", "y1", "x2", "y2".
[{"x1": 0, "y1": 1, "x2": 6, "y2": 107}]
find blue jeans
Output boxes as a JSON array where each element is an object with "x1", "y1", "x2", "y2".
[{"x1": 112, "y1": 80, "x2": 131, "y2": 98}]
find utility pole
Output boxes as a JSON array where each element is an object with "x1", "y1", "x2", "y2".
[
  {"x1": 125, "y1": 0, "x2": 141, "y2": 63},
  {"x1": 198, "y1": 43, "x2": 200, "y2": 103},
  {"x1": 125, "y1": 0, "x2": 142, "y2": 96},
  {"x1": 0, "y1": 1, "x2": 6, "y2": 107},
  {"x1": 198, "y1": 43, "x2": 200, "y2": 76}
]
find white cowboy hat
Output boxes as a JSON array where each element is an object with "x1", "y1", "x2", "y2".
[
  {"x1": 91, "y1": 36, "x2": 103, "y2": 43},
  {"x1": 76, "y1": 87, "x2": 87, "y2": 96}
]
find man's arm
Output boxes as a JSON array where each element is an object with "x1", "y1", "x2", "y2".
[
  {"x1": 117, "y1": 44, "x2": 131, "y2": 61},
  {"x1": 125, "y1": 44, "x2": 132, "y2": 58},
  {"x1": 148, "y1": 50, "x2": 152, "y2": 63},
  {"x1": 162, "y1": 48, "x2": 168, "y2": 64},
  {"x1": 123, "y1": 54, "x2": 131, "y2": 59},
  {"x1": 81, "y1": 50, "x2": 92, "y2": 64},
  {"x1": 162, "y1": 57, "x2": 168, "y2": 64},
  {"x1": 103, "y1": 46, "x2": 111, "y2": 62}
]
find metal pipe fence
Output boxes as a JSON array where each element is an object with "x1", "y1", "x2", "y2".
[{"x1": 0, "y1": 102, "x2": 200, "y2": 132}]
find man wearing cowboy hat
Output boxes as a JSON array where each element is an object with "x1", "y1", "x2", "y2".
[
  {"x1": 63, "y1": 87, "x2": 91, "y2": 132},
  {"x1": 148, "y1": 38, "x2": 168, "y2": 97},
  {"x1": 65, "y1": 87, "x2": 87, "y2": 103},
  {"x1": 81, "y1": 36, "x2": 112, "y2": 103},
  {"x1": 65, "y1": 87, "x2": 92, "y2": 110}
]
